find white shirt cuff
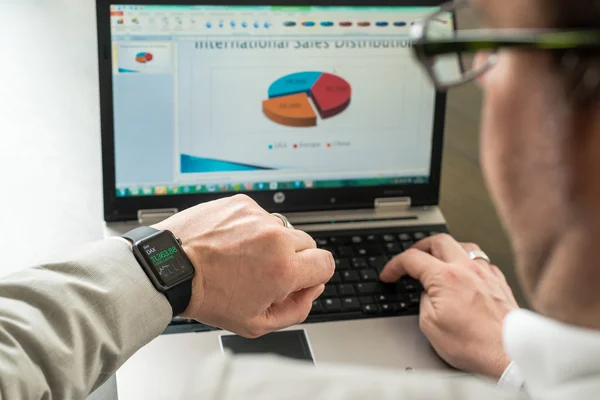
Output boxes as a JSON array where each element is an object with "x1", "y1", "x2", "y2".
[{"x1": 497, "y1": 361, "x2": 525, "y2": 390}]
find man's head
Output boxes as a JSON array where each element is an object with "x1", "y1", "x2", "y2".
[{"x1": 472, "y1": 0, "x2": 600, "y2": 320}]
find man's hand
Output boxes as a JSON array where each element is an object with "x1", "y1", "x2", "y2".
[
  {"x1": 154, "y1": 195, "x2": 335, "y2": 338},
  {"x1": 380, "y1": 234, "x2": 518, "y2": 380}
]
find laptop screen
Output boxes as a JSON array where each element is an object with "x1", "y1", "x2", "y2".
[{"x1": 109, "y1": 4, "x2": 451, "y2": 198}]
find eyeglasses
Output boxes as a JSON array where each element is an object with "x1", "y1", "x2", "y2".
[{"x1": 411, "y1": 0, "x2": 600, "y2": 91}]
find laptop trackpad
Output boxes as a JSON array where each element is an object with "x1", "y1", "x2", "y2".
[{"x1": 220, "y1": 329, "x2": 315, "y2": 364}]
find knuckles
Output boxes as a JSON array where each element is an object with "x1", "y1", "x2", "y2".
[
  {"x1": 322, "y1": 250, "x2": 336, "y2": 279},
  {"x1": 230, "y1": 193, "x2": 257, "y2": 206},
  {"x1": 242, "y1": 324, "x2": 268, "y2": 339},
  {"x1": 433, "y1": 233, "x2": 454, "y2": 243}
]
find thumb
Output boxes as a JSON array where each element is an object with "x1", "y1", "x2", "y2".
[{"x1": 264, "y1": 285, "x2": 325, "y2": 331}]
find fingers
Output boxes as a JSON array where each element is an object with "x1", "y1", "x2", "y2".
[
  {"x1": 379, "y1": 248, "x2": 446, "y2": 289},
  {"x1": 490, "y1": 265, "x2": 516, "y2": 302},
  {"x1": 460, "y1": 242, "x2": 481, "y2": 253},
  {"x1": 292, "y1": 248, "x2": 335, "y2": 291},
  {"x1": 270, "y1": 213, "x2": 293, "y2": 229},
  {"x1": 460, "y1": 242, "x2": 493, "y2": 270},
  {"x1": 288, "y1": 229, "x2": 318, "y2": 252},
  {"x1": 263, "y1": 285, "x2": 324, "y2": 332},
  {"x1": 413, "y1": 234, "x2": 471, "y2": 263}
]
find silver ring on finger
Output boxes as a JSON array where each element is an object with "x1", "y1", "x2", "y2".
[
  {"x1": 467, "y1": 250, "x2": 491, "y2": 265},
  {"x1": 271, "y1": 213, "x2": 293, "y2": 229}
]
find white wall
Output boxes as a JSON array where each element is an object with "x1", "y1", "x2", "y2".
[{"x1": 0, "y1": 0, "x2": 105, "y2": 276}]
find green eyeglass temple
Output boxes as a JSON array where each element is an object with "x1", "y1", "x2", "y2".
[
  {"x1": 415, "y1": 30, "x2": 600, "y2": 58},
  {"x1": 411, "y1": 0, "x2": 600, "y2": 90}
]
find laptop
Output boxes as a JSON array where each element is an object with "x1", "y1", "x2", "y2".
[{"x1": 96, "y1": 0, "x2": 457, "y2": 397}]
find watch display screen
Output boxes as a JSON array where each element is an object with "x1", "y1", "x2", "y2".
[{"x1": 138, "y1": 232, "x2": 194, "y2": 286}]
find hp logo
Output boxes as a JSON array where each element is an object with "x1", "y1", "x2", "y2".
[{"x1": 273, "y1": 192, "x2": 286, "y2": 204}]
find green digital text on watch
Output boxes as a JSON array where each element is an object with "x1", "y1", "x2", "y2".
[{"x1": 122, "y1": 227, "x2": 195, "y2": 317}]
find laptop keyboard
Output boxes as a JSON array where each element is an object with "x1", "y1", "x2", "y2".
[
  {"x1": 166, "y1": 225, "x2": 447, "y2": 334},
  {"x1": 305, "y1": 226, "x2": 446, "y2": 324}
]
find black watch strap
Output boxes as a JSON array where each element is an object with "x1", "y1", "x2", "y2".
[
  {"x1": 122, "y1": 226, "x2": 161, "y2": 244},
  {"x1": 122, "y1": 227, "x2": 193, "y2": 317}
]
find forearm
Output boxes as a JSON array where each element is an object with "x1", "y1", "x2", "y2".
[{"x1": 0, "y1": 239, "x2": 171, "y2": 399}]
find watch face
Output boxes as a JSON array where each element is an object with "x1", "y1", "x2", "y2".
[{"x1": 137, "y1": 232, "x2": 194, "y2": 287}]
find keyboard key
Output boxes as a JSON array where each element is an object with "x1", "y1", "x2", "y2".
[
  {"x1": 385, "y1": 242, "x2": 403, "y2": 255},
  {"x1": 362, "y1": 304, "x2": 377, "y2": 314},
  {"x1": 382, "y1": 234, "x2": 396, "y2": 242},
  {"x1": 342, "y1": 297, "x2": 360, "y2": 311},
  {"x1": 356, "y1": 283, "x2": 381, "y2": 294},
  {"x1": 398, "y1": 233, "x2": 413, "y2": 241},
  {"x1": 351, "y1": 236, "x2": 363, "y2": 244},
  {"x1": 376, "y1": 294, "x2": 399, "y2": 303},
  {"x1": 311, "y1": 300, "x2": 324, "y2": 314},
  {"x1": 329, "y1": 272, "x2": 342, "y2": 284},
  {"x1": 322, "y1": 285, "x2": 338, "y2": 297},
  {"x1": 336, "y1": 259, "x2": 351, "y2": 270},
  {"x1": 380, "y1": 303, "x2": 393, "y2": 313},
  {"x1": 401, "y1": 241, "x2": 415, "y2": 251},
  {"x1": 337, "y1": 284, "x2": 356, "y2": 296},
  {"x1": 351, "y1": 257, "x2": 368, "y2": 269},
  {"x1": 330, "y1": 236, "x2": 351, "y2": 245},
  {"x1": 368, "y1": 256, "x2": 389, "y2": 270},
  {"x1": 359, "y1": 269, "x2": 378, "y2": 281},
  {"x1": 355, "y1": 247, "x2": 368, "y2": 256},
  {"x1": 401, "y1": 278, "x2": 421, "y2": 292},
  {"x1": 321, "y1": 246, "x2": 337, "y2": 257},
  {"x1": 365, "y1": 234, "x2": 378, "y2": 242},
  {"x1": 393, "y1": 302, "x2": 409, "y2": 312},
  {"x1": 381, "y1": 283, "x2": 400, "y2": 294},
  {"x1": 408, "y1": 293, "x2": 421, "y2": 306},
  {"x1": 414, "y1": 232, "x2": 428, "y2": 241},
  {"x1": 355, "y1": 244, "x2": 384, "y2": 256},
  {"x1": 338, "y1": 246, "x2": 355, "y2": 258},
  {"x1": 429, "y1": 231, "x2": 442, "y2": 236},
  {"x1": 315, "y1": 238, "x2": 329, "y2": 246},
  {"x1": 359, "y1": 296, "x2": 374, "y2": 304},
  {"x1": 342, "y1": 270, "x2": 360, "y2": 283},
  {"x1": 324, "y1": 298, "x2": 342, "y2": 312}
]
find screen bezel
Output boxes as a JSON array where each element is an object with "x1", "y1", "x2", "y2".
[{"x1": 97, "y1": 0, "x2": 448, "y2": 222}]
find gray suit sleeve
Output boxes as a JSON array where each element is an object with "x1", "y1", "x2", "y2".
[
  {"x1": 180, "y1": 353, "x2": 530, "y2": 400},
  {"x1": 0, "y1": 239, "x2": 171, "y2": 399}
]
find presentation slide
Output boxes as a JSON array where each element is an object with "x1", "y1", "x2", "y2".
[
  {"x1": 109, "y1": 5, "x2": 453, "y2": 192},
  {"x1": 115, "y1": 42, "x2": 173, "y2": 74},
  {"x1": 175, "y1": 36, "x2": 436, "y2": 179}
]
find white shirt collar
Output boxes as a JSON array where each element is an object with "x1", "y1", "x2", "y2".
[{"x1": 503, "y1": 309, "x2": 600, "y2": 397}]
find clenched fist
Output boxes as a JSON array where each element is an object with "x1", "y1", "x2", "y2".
[{"x1": 154, "y1": 195, "x2": 335, "y2": 338}]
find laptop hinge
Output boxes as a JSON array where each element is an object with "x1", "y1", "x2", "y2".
[
  {"x1": 374, "y1": 197, "x2": 412, "y2": 213},
  {"x1": 137, "y1": 208, "x2": 178, "y2": 226}
]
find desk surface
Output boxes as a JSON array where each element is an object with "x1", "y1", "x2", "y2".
[{"x1": 0, "y1": 0, "x2": 521, "y2": 399}]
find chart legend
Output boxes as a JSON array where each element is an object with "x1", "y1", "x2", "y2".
[{"x1": 262, "y1": 71, "x2": 352, "y2": 127}]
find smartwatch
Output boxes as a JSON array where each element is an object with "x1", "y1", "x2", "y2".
[{"x1": 121, "y1": 227, "x2": 195, "y2": 317}]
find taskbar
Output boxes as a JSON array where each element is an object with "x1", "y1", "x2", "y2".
[{"x1": 115, "y1": 176, "x2": 430, "y2": 198}]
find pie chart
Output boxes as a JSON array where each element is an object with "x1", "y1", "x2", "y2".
[{"x1": 262, "y1": 71, "x2": 352, "y2": 127}]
